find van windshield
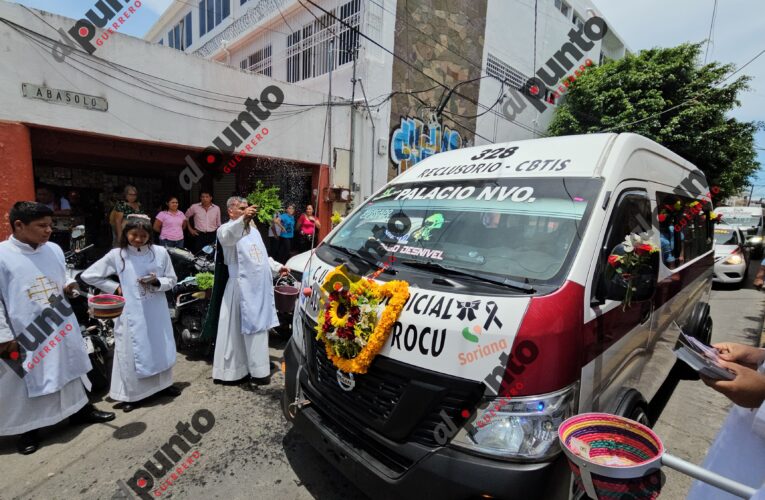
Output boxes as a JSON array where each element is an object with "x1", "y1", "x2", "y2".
[
  {"x1": 327, "y1": 177, "x2": 602, "y2": 286},
  {"x1": 713, "y1": 228, "x2": 739, "y2": 246}
]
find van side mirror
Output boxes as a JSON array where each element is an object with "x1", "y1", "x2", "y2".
[{"x1": 604, "y1": 246, "x2": 658, "y2": 304}]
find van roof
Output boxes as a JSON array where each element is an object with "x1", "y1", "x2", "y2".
[{"x1": 391, "y1": 133, "x2": 701, "y2": 184}]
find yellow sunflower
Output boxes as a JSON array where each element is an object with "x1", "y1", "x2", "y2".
[{"x1": 328, "y1": 300, "x2": 350, "y2": 328}]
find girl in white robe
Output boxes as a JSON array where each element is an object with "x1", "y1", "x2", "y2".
[{"x1": 82, "y1": 216, "x2": 179, "y2": 411}]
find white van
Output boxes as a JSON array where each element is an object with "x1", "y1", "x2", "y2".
[
  {"x1": 716, "y1": 206, "x2": 764, "y2": 258},
  {"x1": 282, "y1": 133, "x2": 714, "y2": 499}
]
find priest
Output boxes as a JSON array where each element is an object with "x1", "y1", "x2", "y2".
[
  {"x1": 212, "y1": 197, "x2": 287, "y2": 389},
  {"x1": 0, "y1": 202, "x2": 115, "y2": 455}
]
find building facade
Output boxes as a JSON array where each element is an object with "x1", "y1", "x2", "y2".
[
  {"x1": 0, "y1": 0, "x2": 349, "y2": 244},
  {"x1": 146, "y1": 0, "x2": 626, "y2": 197}
]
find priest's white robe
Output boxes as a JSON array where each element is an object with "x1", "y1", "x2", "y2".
[
  {"x1": 688, "y1": 356, "x2": 765, "y2": 499},
  {"x1": 0, "y1": 237, "x2": 90, "y2": 436},
  {"x1": 81, "y1": 245, "x2": 177, "y2": 402},
  {"x1": 213, "y1": 217, "x2": 281, "y2": 381}
]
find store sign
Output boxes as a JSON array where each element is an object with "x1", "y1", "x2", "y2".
[{"x1": 21, "y1": 83, "x2": 108, "y2": 112}]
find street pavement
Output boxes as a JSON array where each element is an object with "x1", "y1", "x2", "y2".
[
  {"x1": 1, "y1": 264, "x2": 763, "y2": 500},
  {"x1": 653, "y1": 259, "x2": 765, "y2": 499}
]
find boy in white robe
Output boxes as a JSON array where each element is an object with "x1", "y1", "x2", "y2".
[
  {"x1": 0, "y1": 202, "x2": 114, "y2": 454},
  {"x1": 213, "y1": 197, "x2": 287, "y2": 389},
  {"x1": 688, "y1": 342, "x2": 765, "y2": 498},
  {"x1": 81, "y1": 215, "x2": 179, "y2": 412}
]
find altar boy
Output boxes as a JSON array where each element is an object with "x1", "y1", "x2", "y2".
[{"x1": 0, "y1": 202, "x2": 114, "y2": 455}]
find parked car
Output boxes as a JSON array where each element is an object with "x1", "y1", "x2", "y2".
[
  {"x1": 713, "y1": 224, "x2": 750, "y2": 286},
  {"x1": 282, "y1": 133, "x2": 715, "y2": 500},
  {"x1": 716, "y1": 206, "x2": 764, "y2": 258}
]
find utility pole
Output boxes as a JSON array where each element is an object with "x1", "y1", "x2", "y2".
[
  {"x1": 327, "y1": 38, "x2": 334, "y2": 186},
  {"x1": 348, "y1": 42, "x2": 358, "y2": 204}
]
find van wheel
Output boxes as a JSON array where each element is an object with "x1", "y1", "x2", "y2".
[{"x1": 609, "y1": 388, "x2": 652, "y2": 426}]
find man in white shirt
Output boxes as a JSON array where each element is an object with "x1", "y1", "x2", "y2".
[
  {"x1": 212, "y1": 197, "x2": 287, "y2": 389},
  {"x1": 0, "y1": 202, "x2": 115, "y2": 454}
]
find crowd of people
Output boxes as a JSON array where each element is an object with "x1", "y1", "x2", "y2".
[{"x1": 0, "y1": 194, "x2": 296, "y2": 455}]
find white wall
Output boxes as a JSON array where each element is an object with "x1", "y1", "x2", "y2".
[
  {"x1": 0, "y1": 1, "x2": 349, "y2": 166},
  {"x1": 476, "y1": 0, "x2": 625, "y2": 145},
  {"x1": 151, "y1": 0, "x2": 397, "y2": 204}
]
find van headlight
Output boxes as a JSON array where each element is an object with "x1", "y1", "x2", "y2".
[
  {"x1": 724, "y1": 254, "x2": 744, "y2": 265},
  {"x1": 749, "y1": 236, "x2": 763, "y2": 244},
  {"x1": 451, "y1": 384, "x2": 577, "y2": 462}
]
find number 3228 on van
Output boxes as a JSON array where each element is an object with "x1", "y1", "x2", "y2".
[{"x1": 282, "y1": 133, "x2": 714, "y2": 500}]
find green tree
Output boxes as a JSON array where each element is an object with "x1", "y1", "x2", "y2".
[{"x1": 548, "y1": 42, "x2": 760, "y2": 196}]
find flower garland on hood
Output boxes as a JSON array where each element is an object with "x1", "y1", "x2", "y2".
[{"x1": 316, "y1": 266, "x2": 409, "y2": 374}]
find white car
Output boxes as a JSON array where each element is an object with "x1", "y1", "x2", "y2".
[{"x1": 713, "y1": 225, "x2": 750, "y2": 285}]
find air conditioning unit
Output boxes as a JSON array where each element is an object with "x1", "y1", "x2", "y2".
[{"x1": 325, "y1": 187, "x2": 352, "y2": 202}]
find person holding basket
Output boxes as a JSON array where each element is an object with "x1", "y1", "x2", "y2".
[
  {"x1": 81, "y1": 214, "x2": 180, "y2": 412},
  {"x1": 689, "y1": 342, "x2": 765, "y2": 499}
]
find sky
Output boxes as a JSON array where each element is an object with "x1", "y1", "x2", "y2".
[{"x1": 7, "y1": 0, "x2": 765, "y2": 198}]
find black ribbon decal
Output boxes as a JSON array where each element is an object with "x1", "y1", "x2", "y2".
[{"x1": 484, "y1": 301, "x2": 503, "y2": 331}]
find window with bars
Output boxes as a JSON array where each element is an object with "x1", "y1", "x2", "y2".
[
  {"x1": 284, "y1": 0, "x2": 360, "y2": 83},
  {"x1": 240, "y1": 45, "x2": 273, "y2": 76},
  {"x1": 199, "y1": 0, "x2": 230, "y2": 37},
  {"x1": 168, "y1": 12, "x2": 193, "y2": 50}
]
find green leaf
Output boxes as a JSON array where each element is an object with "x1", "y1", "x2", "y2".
[
  {"x1": 547, "y1": 42, "x2": 761, "y2": 197},
  {"x1": 247, "y1": 180, "x2": 283, "y2": 224}
]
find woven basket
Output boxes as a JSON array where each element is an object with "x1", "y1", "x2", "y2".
[
  {"x1": 88, "y1": 294, "x2": 126, "y2": 319},
  {"x1": 558, "y1": 413, "x2": 664, "y2": 499}
]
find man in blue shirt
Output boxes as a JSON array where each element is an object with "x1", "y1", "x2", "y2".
[{"x1": 277, "y1": 204, "x2": 295, "y2": 263}]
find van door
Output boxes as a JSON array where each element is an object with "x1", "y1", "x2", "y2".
[{"x1": 580, "y1": 187, "x2": 656, "y2": 412}]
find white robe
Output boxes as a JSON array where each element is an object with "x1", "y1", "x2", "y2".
[
  {"x1": 0, "y1": 237, "x2": 89, "y2": 436},
  {"x1": 81, "y1": 245, "x2": 177, "y2": 402},
  {"x1": 688, "y1": 357, "x2": 765, "y2": 499},
  {"x1": 213, "y1": 217, "x2": 282, "y2": 381}
]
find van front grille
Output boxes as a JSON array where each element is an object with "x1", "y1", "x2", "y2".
[{"x1": 305, "y1": 317, "x2": 484, "y2": 447}]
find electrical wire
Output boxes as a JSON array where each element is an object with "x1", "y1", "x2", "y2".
[
  {"x1": 363, "y1": 0, "x2": 551, "y2": 137},
  {"x1": 703, "y1": 0, "x2": 718, "y2": 64},
  {"x1": 597, "y1": 46, "x2": 765, "y2": 133},
  {"x1": 301, "y1": 0, "x2": 545, "y2": 139},
  {"x1": 12, "y1": 8, "x2": 347, "y2": 107}
]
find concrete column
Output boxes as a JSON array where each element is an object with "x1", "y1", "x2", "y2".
[{"x1": 0, "y1": 121, "x2": 35, "y2": 239}]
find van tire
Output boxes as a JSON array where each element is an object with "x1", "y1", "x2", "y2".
[
  {"x1": 673, "y1": 304, "x2": 712, "y2": 380},
  {"x1": 608, "y1": 388, "x2": 652, "y2": 426}
]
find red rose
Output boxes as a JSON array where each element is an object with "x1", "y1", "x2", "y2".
[
  {"x1": 635, "y1": 243, "x2": 653, "y2": 255},
  {"x1": 658, "y1": 213, "x2": 667, "y2": 222},
  {"x1": 607, "y1": 255, "x2": 621, "y2": 267}
]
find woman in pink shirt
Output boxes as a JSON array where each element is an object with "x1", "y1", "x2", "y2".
[
  {"x1": 297, "y1": 204, "x2": 321, "y2": 252},
  {"x1": 153, "y1": 196, "x2": 188, "y2": 248}
]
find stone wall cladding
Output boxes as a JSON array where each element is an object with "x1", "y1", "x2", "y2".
[{"x1": 388, "y1": 0, "x2": 488, "y2": 180}]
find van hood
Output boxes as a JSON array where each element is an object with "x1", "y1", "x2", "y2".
[{"x1": 297, "y1": 256, "x2": 531, "y2": 383}]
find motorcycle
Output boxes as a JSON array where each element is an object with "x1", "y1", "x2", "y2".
[
  {"x1": 167, "y1": 246, "x2": 215, "y2": 351},
  {"x1": 64, "y1": 225, "x2": 114, "y2": 391}
]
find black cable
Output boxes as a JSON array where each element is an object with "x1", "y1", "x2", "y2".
[
  {"x1": 301, "y1": 0, "x2": 543, "y2": 138},
  {"x1": 704, "y1": 0, "x2": 718, "y2": 64},
  {"x1": 9, "y1": 10, "x2": 344, "y2": 107},
  {"x1": 362, "y1": 0, "x2": 548, "y2": 137}
]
